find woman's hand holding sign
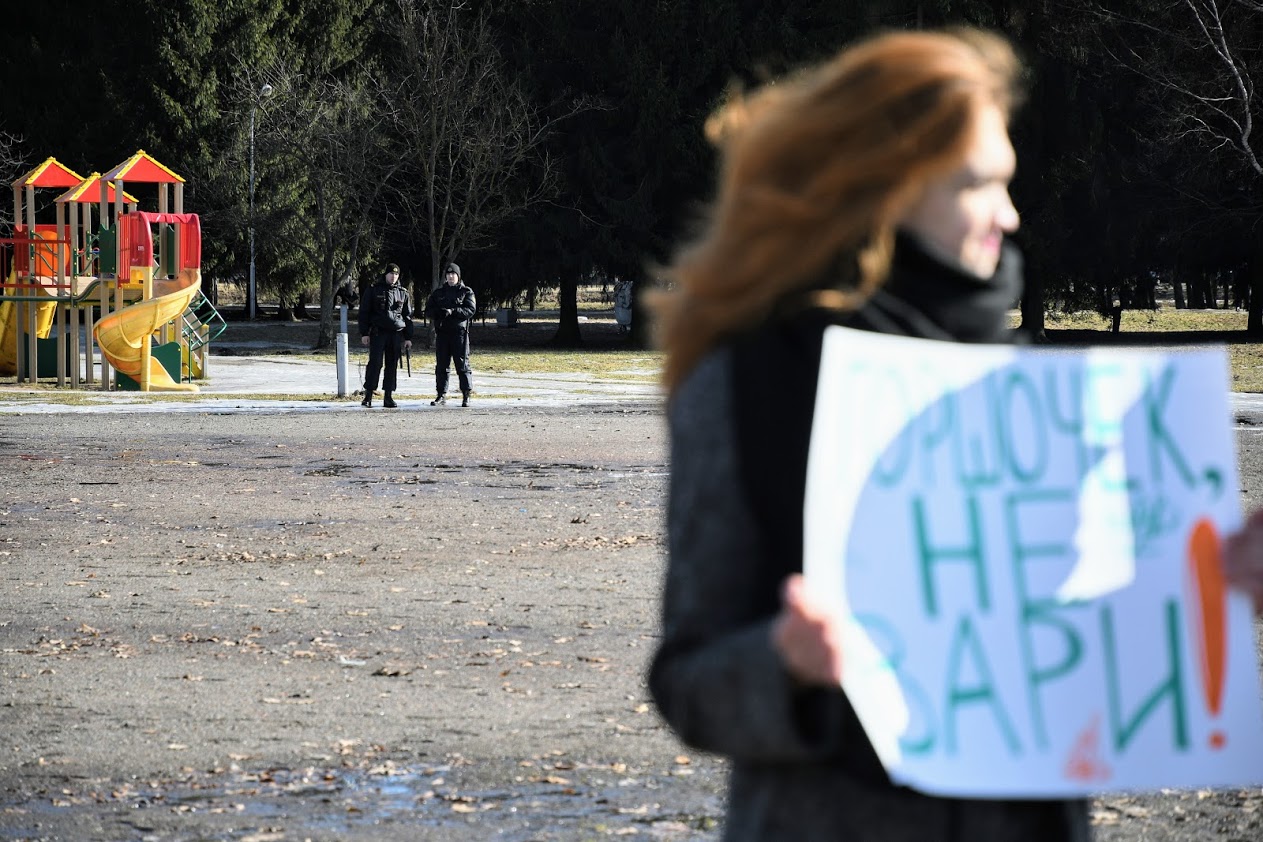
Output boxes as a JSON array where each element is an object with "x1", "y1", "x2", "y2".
[
  {"x1": 773, "y1": 574, "x2": 847, "y2": 686},
  {"x1": 770, "y1": 504, "x2": 1263, "y2": 694},
  {"x1": 1224, "y1": 508, "x2": 1263, "y2": 614}
]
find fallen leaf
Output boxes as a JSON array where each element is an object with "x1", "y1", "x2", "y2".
[{"x1": 534, "y1": 774, "x2": 572, "y2": 785}]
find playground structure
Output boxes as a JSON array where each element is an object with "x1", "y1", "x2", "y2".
[{"x1": 0, "y1": 151, "x2": 225, "y2": 391}]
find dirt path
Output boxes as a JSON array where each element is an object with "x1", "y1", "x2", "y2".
[{"x1": 1, "y1": 404, "x2": 1260, "y2": 841}]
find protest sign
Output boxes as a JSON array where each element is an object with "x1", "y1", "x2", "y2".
[{"x1": 804, "y1": 326, "x2": 1263, "y2": 797}]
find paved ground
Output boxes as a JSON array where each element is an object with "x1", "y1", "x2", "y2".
[
  {"x1": 1, "y1": 324, "x2": 1262, "y2": 841},
  {"x1": 0, "y1": 355, "x2": 660, "y2": 415},
  {"x1": 0, "y1": 404, "x2": 714, "y2": 842},
  {"x1": 0, "y1": 318, "x2": 660, "y2": 415}
]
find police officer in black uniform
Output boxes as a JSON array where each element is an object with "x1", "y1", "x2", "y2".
[
  {"x1": 358, "y1": 263, "x2": 413, "y2": 408},
  {"x1": 425, "y1": 263, "x2": 476, "y2": 407}
]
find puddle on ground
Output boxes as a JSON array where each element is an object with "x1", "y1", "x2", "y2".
[
  {"x1": 331, "y1": 460, "x2": 667, "y2": 499},
  {"x1": 0, "y1": 763, "x2": 723, "y2": 839},
  {"x1": 304, "y1": 463, "x2": 357, "y2": 477}
]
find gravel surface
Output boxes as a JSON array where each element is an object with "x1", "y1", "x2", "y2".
[{"x1": 1, "y1": 402, "x2": 1261, "y2": 841}]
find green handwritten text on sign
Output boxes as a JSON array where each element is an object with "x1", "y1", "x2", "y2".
[{"x1": 804, "y1": 328, "x2": 1263, "y2": 797}]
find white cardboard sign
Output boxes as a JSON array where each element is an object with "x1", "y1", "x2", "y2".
[{"x1": 804, "y1": 326, "x2": 1263, "y2": 797}]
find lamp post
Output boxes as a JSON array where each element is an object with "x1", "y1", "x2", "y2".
[{"x1": 248, "y1": 82, "x2": 274, "y2": 320}]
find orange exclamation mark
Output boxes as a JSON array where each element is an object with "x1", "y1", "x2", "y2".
[{"x1": 1188, "y1": 518, "x2": 1227, "y2": 750}]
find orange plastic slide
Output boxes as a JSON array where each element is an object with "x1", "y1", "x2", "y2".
[{"x1": 93, "y1": 268, "x2": 200, "y2": 392}]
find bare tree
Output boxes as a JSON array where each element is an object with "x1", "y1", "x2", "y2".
[
  {"x1": 0, "y1": 129, "x2": 27, "y2": 230},
  {"x1": 1173, "y1": 0, "x2": 1261, "y2": 174},
  {"x1": 1077, "y1": 0, "x2": 1262, "y2": 177},
  {"x1": 250, "y1": 65, "x2": 401, "y2": 349},
  {"x1": 1065, "y1": 0, "x2": 1263, "y2": 326},
  {"x1": 388, "y1": 0, "x2": 580, "y2": 298}
]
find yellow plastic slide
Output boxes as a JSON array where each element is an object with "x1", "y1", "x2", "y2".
[
  {"x1": 94, "y1": 268, "x2": 200, "y2": 392},
  {"x1": 0, "y1": 269, "x2": 57, "y2": 376}
]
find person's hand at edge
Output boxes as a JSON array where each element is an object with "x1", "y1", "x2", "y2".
[
  {"x1": 1223, "y1": 508, "x2": 1263, "y2": 615},
  {"x1": 772, "y1": 573, "x2": 845, "y2": 686},
  {"x1": 361, "y1": 336, "x2": 369, "y2": 346}
]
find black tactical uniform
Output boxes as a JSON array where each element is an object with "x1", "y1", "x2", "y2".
[
  {"x1": 425, "y1": 263, "x2": 476, "y2": 406},
  {"x1": 358, "y1": 264, "x2": 413, "y2": 407}
]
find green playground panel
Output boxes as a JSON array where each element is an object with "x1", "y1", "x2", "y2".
[
  {"x1": 17, "y1": 337, "x2": 72, "y2": 379},
  {"x1": 97, "y1": 226, "x2": 117, "y2": 275},
  {"x1": 115, "y1": 341, "x2": 183, "y2": 391},
  {"x1": 161, "y1": 225, "x2": 177, "y2": 277}
]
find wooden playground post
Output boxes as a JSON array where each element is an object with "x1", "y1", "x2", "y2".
[
  {"x1": 55, "y1": 200, "x2": 68, "y2": 387},
  {"x1": 23, "y1": 182, "x2": 36, "y2": 384},
  {"x1": 98, "y1": 279, "x2": 110, "y2": 387}
]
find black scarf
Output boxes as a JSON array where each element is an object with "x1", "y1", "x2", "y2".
[
  {"x1": 844, "y1": 231, "x2": 1022, "y2": 343},
  {"x1": 729, "y1": 233, "x2": 1023, "y2": 612}
]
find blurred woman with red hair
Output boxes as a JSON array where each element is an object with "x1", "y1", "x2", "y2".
[{"x1": 649, "y1": 28, "x2": 1091, "y2": 840}]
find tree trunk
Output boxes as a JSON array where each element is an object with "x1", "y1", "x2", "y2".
[
  {"x1": 1098, "y1": 280, "x2": 1114, "y2": 318},
  {"x1": 1188, "y1": 274, "x2": 1205, "y2": 308},
  {"x1": 200, "y1": 273, "x2": 218, "y2": 307},
  {"x1": 1018, "y1": 270, "x2": 1046, "y2": 342},
  {"x1": 429, "y1": 249, "x2": 441, "y2": 293},
  {"x1": 551, "y1": 274, "x2": 583, "y2": 347},
  {"x1": 316, "y1": 243, "x2": 359, "y2": 351},
  {"x1": 315, "y1": 317, "x2": 337, "y2": 351},
  {"x1": 1173, "y1": 277, "x2": 1185, "y2": 309},
  {"x1": 295, "y1": 291, "x2": 316, "y2": 321},
  {"x1": 627, "y1": 279, "x2": 652, "y2": 349},
  {"x1": 315, "y1": 279, "x2": 341, "y2": 350},
  {"x1": 1248, "y1": 251, "x2": 1263, "y2": 335}
]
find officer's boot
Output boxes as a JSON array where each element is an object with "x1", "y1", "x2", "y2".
[
  {"x1": 361, "y1": 391, "x2": 374, "y2": 408},
  {"x1": 461, "y1": 390, "x2": 470, "y2": 407},
  {"x1": 383, "y1": 391, "x2": 398, "y2": 408},
  {"x1": 430, "y1": 394, "x2": 446, "y2": 406}
]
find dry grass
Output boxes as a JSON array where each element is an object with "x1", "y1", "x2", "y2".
[
  {"x1": 1041, "y1": 308, "x2": 1249, "y2": 333},
  {"x1": 1026, "y1": 307, "x2": 1263, "y2": 392}
]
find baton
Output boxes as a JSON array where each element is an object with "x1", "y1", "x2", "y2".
[{"x1": 405, "y1": 346, "x2": 411, "y2": 377}]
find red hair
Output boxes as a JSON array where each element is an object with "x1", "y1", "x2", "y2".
[{"x1": 655, "y1": 28, "x2": 1020, "y2": 392}]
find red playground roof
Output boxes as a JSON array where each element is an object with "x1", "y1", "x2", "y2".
[
  {"x1": 55, "y1": 173, "x2": 139, "y2": 205},
  {"x1": 101, "y1": 150, "x2": 185, "y2": 184},
  {"x1": 13, "y1": 157, "x2": 85, "y2": 189}
]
